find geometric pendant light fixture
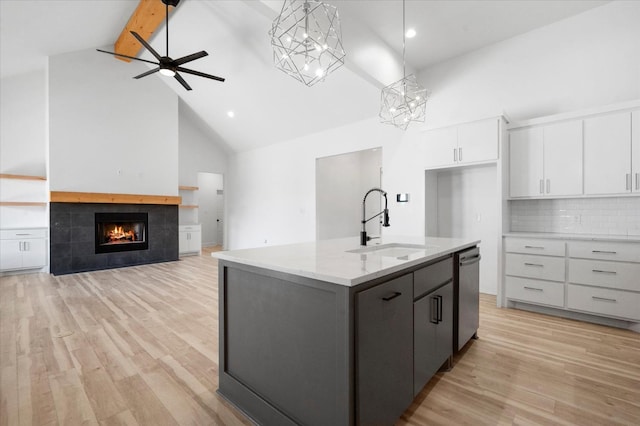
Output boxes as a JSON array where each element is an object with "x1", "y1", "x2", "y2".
[
  {"x1": 269, "y1": 0, "x2": 346, "y2": 87},
  {"x1": 379, "y1": 0, "x2": 427, "y2": 130}
]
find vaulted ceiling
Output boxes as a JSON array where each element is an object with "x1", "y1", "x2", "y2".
[{"x1": 0, "y1": 0, "x2": 609, "y2": 152}]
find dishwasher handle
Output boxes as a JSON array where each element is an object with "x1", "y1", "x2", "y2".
[{"x1": 459, "y1": 254, "x2": 481, "y2": 266}]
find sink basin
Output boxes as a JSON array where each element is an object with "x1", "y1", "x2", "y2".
[{"x1": 346, "y1": 243, "x2": 436, "y2": 258}]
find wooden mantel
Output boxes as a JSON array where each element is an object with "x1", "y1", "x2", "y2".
[{"x1": 50, "y1": 191, "x2": 181, "y2": 205}]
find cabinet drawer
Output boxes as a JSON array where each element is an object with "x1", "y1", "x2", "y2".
[
  {"x1": 505, "y1": 276, "x2": 564, "y2": 308},
  {"x1": 179, "y1": 224, "x2": 201, "y2": 232},
  {"x1": 567, "y1": 284, "x2": 640, "y2": 321},
  {"x1": 567, "y1": 241, "x2": 640, "y2": 263},
  {"x1": 0, "y1": 228, "x2": 48, "y2": 239},
  {"x1": 414, "y1": 257, "x2": 453, "y2": 299},
  {"x1": 505, "y1": 253, "x2": 565, "y2": 282},
  {"x1": 568, "y1": 259, "x2": 640, "y2": 291},
  {"x1": 504, "y1": 238, "x2": 565, "y2": 256}
]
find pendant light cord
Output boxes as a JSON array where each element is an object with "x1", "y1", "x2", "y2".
[{"x1": 402, "y1": 0, "x2": 406, "y2": 79}]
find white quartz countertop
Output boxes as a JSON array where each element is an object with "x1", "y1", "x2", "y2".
[
  {"x1": 504, "y1": 232, "x2": 640, "y2": 243},
  {"x1": 212, "y1": 236, "x2": 479, "y2": 286}
]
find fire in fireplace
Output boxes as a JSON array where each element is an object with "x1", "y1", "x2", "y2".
[{"x1": 95, "y1": 212, "x2": 149, "y2": 254}]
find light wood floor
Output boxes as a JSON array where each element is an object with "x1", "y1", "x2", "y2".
[{"x1": 1, "y1": 249, "x2": 639, "y2": 425}]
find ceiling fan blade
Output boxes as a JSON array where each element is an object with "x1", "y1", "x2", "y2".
[
  {"x1": 176, "y1": 67, "x2": 225, "y2": 82},
  {"x1": 133, "y1": 68, "x2": 161, "y2": 79},
  {"x1": 174, "y1": 72, "x2": 192, "y2": 91},
  {"x1": 96, "y1": 49, "x2": 159, "y2": 65},
  {"x1": 172, "y1": 51, "x2": 208, "y2": 66},
  {"x1": 130, "y1": 31, "x2": 163, "y2": 60}
]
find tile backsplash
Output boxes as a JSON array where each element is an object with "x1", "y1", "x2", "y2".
[{"x1": 510, "y1": 197, "x2": 640, "y2": 236}]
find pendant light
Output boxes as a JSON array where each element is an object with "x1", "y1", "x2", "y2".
[
  {"x1": 269, "y1": 0, "x2": 346, "y2": 86},
  {"x1": 379, "y1": 0, "x2": 427, "y2": 130}
]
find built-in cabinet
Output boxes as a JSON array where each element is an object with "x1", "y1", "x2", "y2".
[
  {"x1": 509, "y1": 121, "x2": 583, "y2": 197},
  {"x1": 509, "y1": 106, "x2": 639, "y2": 199},
  {"x1": 424, "y1": 118, "x2": 499, "y2": 168},
  {"x1": 504, "y1": 236, "x2": 640, "y2": 322},
  {"x1": 0, "y1": 228, "x2": 48, "y2": 271},
  {"x1": 179, "y1": 224, "x2": 201, "y2": 256}
]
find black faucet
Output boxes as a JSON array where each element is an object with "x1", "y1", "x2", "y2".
[{"x1": 361, "y1": 188, "x2": 390, "y2": 246}]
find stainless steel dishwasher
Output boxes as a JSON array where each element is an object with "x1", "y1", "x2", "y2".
[{"x1": 454, "y1": 246, "x2": 481, "y2": 352}]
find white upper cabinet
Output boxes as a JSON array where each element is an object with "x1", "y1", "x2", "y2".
[
  {"x1": 584, "y1": 111, "x2": 632, "y2": 195},
  {"x1": 509, "y1": 127, "x2": 543, "y2": 197},
  {"x1": 632, "y1": 110, "x2": 640, "y2": 193},
  {"x1": 424, "y1": 118, "x2": 499, "y2": 169},
  {"x1": 509, "y1": 120, "x2": 582, "y2": 198},
  {"x1": 543, "y1": 121, "x2": 583, "y2": 196}
]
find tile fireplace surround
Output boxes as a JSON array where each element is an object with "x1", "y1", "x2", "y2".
[{"x1": 50, "y1": 201, "x2": 179, "y2": 275}]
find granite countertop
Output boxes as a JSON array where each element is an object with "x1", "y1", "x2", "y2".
[
  {"x1": 212, "y1": 236, "x2": 479, "y2": 287},
  {"x1": 504, "y1": 232, "x2": 640, "y2": 243}
]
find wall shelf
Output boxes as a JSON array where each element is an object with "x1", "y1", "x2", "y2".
[
  {"x1": 0, "y1": 173, "x2": 47, "y2": 181},
  {"x1": 50, "y1": 191, "x2": 181, "y2": 205},
  {"x1": 0, "y1": 201, "x2": 47, "y2": 207},
  {"x1": 179, "y1": 185, "x2": 199, "y2": 191}
]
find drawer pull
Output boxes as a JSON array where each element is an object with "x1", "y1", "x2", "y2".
[
  {"x1": 592, "y1": 269, "x2": 617, "y2": 275},
  {"x1": 591, "y1": 250, "x2": 617, "y2": 255},
  {"x1": 524, "y1": 245, "x2": 545, "y2": 249},
  {"x1": 524, "y1": 263, "x2": 544, "y2": 267},
  {"x1": 592, "y1": 296, "x2": 617, "y2": 303},
  {"x1": 382, "y1": 292, "x2": 402, "y2": 301},
  {"x1": 524, "y1": 286, "x2": 543, "y2": 292},
  {"x1": 16, "y1": 233, "x2": 32, "y2": 236}
]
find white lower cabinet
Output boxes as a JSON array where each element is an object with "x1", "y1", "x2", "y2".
[
  {"x1": 179, "y1": 225, "x2": 201, "y2": 256},
  {"x1": 0, "y1": 228, "x2": 48, "y2": 271},
  {"x1": 505, "y1": 236, "x2": 640, "y2": 323}
]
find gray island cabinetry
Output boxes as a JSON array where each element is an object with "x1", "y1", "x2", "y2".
[{"x1": 214, "y1": 237, "x2": 479, "y2": 426}]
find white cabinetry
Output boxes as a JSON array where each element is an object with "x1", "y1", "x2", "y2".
[
  {"x1": 425, "y1": 118, "x2": 498, "y2": 169},
  {"x1": 179, "y1": 224, "x2": 201, "y2": 256},
  {"x1": 632, "y1": 110, "x2": 640, "y2": 192},
  {"x1": 0, "y1": 228, "x2": 47, "y2": 271},
  {"x1": 509, "y1": 120, "x2": 582, "y2": 197},
  {"x1": 583, "y1": 111, "x2": 632, "y2": 195},
  {"x1": 504, "y1": 236, "x2": 640, "y2": 324}
]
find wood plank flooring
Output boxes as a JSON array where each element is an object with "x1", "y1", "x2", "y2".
[{"x1": 1, "y1": 248, "x2": 639, "y2": 425}]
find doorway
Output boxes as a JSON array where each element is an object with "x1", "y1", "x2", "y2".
[
  {"x1": 316, "y1": 148, "x2": 382, "y2": 240},
  {"x1": 197, "y1": 172, "x2": 224, "y2": 248}
]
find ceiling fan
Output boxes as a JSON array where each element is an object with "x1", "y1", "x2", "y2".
[{"x1": 97, "y1": 0, "x2": 225, "y2": 91}]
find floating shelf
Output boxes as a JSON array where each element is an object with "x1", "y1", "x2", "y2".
[
  {"x1": 50, "y1": 191, "x2": 181, "y2": 205},
  {"x1": 179, "y1": 185, "x2": 199, "y2": 191},
  {"x1": 0, "y1": 201, "x2": 47, "y2": 206},
  {"x1": 0, "y1": 173, "x2": 46, "y2": 181},
  {"x1": 179, "y1": 205, "x2": 198, "y2": 209}
]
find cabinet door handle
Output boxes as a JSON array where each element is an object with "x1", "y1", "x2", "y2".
[
  {"x1": 592, "y1": 269, "x2": 617, "y2": 275},
  {"x1": 382, "y1": 292, "x2": 402, "y2": 301},
  {"x1": 524, "y1": 262, "x2": 544, "y2": 267},
  {"x1": 626, "y1": 173, "x2": 631, "y2": 190},
  {"x1": 539, "y1": 179, "x2": 544, "y2": 194},
  {"x1": 592, "y1": 250, "x2": 616, "y2": 255},
  {"x1": 524, "y1": 245, "x2": 545, "y2": 250},
  {"x1": 453, "y1": 148, "x2": 457, "y2": 162},
  {"x1": 524, "y1": 286, "x2": 543, "y2": 292},
  {"x1": 546, "y1": 179, "x2": 550, "y2": 194},
  {"x1": 636, "y1": 173, "x2": 639, "y2": 190},
  {"x1": 24, "y1": 241, "x2": 29, "y2": 251},
  {"x1": 437, "y1": 295, "x2": 443, "y2": 323},
  {"x1": 458, "y1": 147, "x2": 462, "y2": 162},
  {"x1": 430, "y1": 296, "x2": 439, "y2": 324},
  {"x1": 592, "y1": 296, "x2": 617, "y2": 303},
  {"x1": 19, "y1": 241, "x2": 23, "y2": 251}
]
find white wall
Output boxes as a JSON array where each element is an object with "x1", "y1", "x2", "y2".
[
  {"x1": 418, "y1": 1, "x2": 640, "y2": 128},
  {"x1": 226, "y1": 1, "x2": 639, "y2": 250},
  {"x1": 0, "y1": 69, "x2": 49, "y2": 228},
  {"x1": 48, "y1": 48, "x2": 178, "y2": 196}
]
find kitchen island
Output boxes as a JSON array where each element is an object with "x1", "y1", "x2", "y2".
[{"x1": 213, "y1": 236, "x2": 479, "y2": 426}]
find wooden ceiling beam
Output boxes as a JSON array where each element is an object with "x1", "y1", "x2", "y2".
[{"x1": 113, "y1": 0, "x2": 174, "y2": 62}]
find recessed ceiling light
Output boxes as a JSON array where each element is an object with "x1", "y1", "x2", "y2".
[
  {"x1": 405, "y1": 28, "x2": 416, "y2": 39},
  {"x1": 227, "y1": 111, "x2": 235, "y2": 118}
]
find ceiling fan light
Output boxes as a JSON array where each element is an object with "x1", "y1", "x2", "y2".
[{"x1": 159, "y1": 68, "x2": 176, "y2": 77}]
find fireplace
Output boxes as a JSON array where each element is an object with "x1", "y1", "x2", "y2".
[{"x1": 95, "y1": 212, "x2": 148, "y2": 254}]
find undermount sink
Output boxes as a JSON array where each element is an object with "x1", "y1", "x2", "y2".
[{"x1": 346, "y1": 243, "x2": 437, "y2": 258}]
